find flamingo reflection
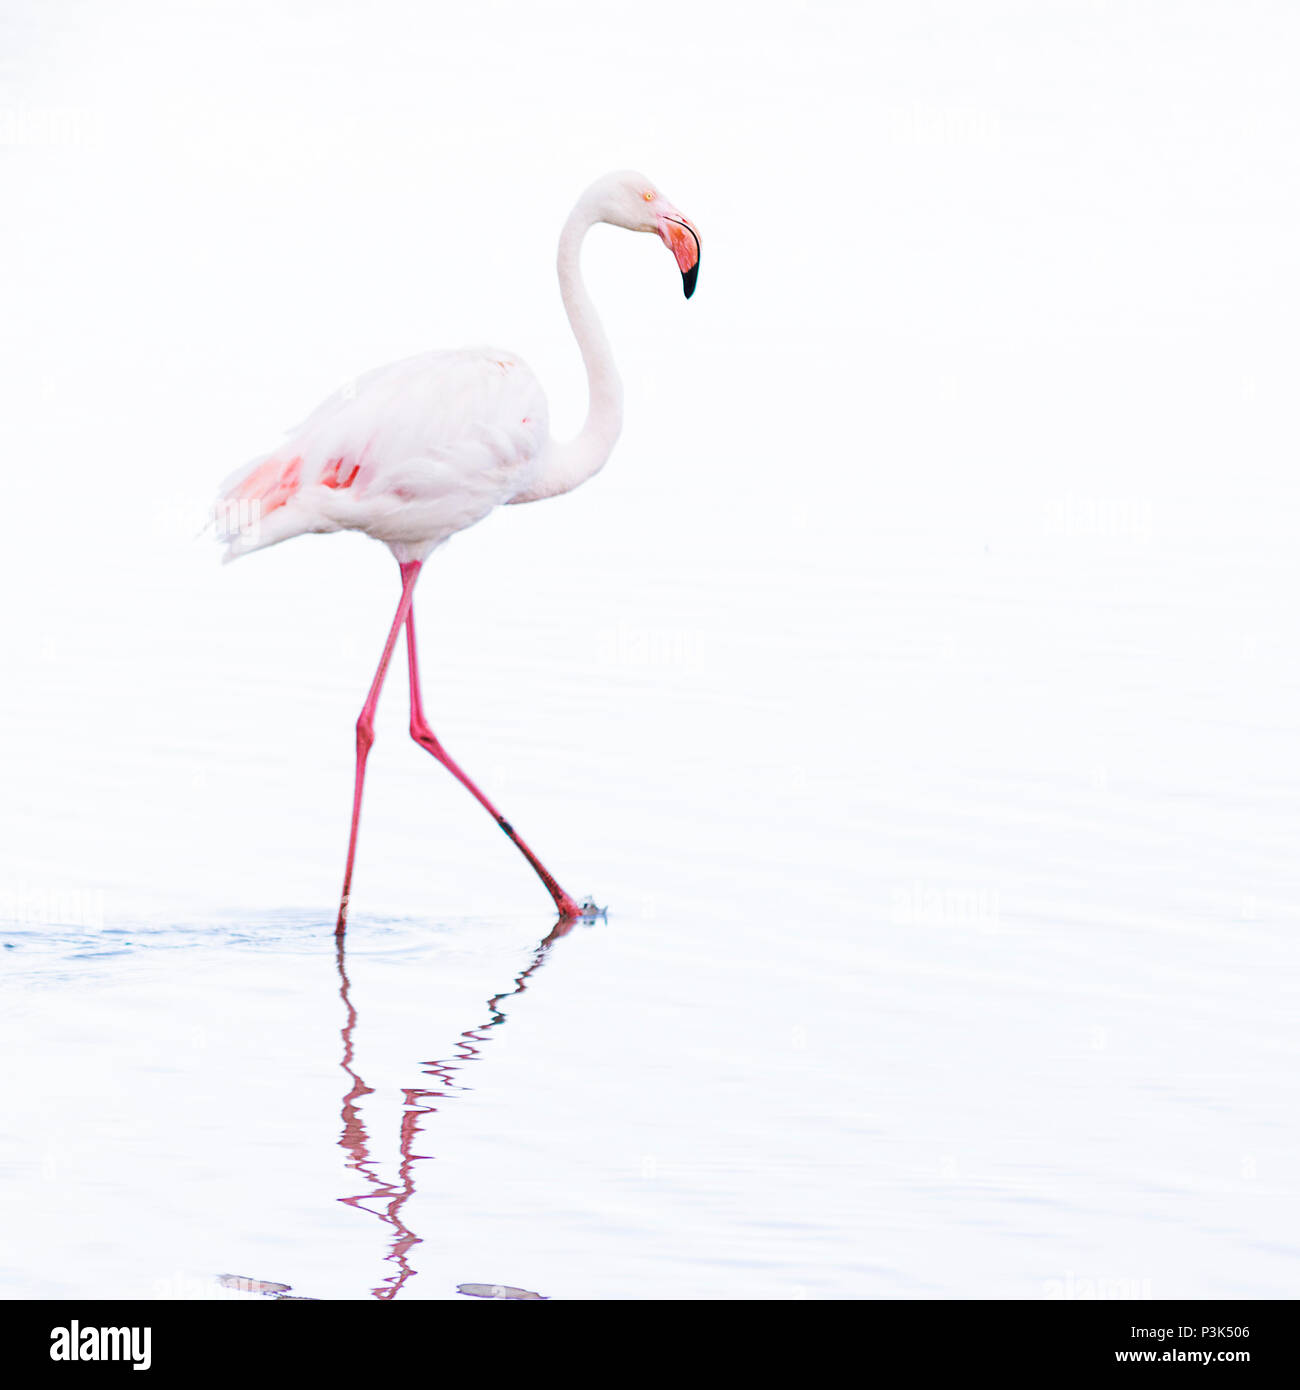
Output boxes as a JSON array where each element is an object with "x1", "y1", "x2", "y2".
[{"x1": 335, "y1": 917, "x2": 577, "y2": 1299}]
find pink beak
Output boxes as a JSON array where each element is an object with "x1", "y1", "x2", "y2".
[{"x1": 657, "y1": 213, "x2": 701, "y2": 298}]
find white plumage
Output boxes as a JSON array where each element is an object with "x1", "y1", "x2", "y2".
[{"x1": 218, "y1": 348, "x2": 550, "y2": 563}]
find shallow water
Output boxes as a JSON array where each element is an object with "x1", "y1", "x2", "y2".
[{"x1": 3, "y1": 545, "x2": 1298, "y2": 1301}]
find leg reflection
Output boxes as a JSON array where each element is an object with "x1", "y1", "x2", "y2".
[{"x1": 335, "y1": 916, "x2": 578, "y2": 1300}]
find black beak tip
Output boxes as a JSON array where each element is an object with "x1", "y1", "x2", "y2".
[{"x1": 682, "y1": 263, "x2": 698, "y2": 299}]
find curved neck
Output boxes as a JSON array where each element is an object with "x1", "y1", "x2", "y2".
[{"x1": 514, "y1": 200, "x2": 624, "y2": 503}]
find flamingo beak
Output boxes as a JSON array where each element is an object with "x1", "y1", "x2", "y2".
[{"x1": 657, "y1": 213, "x2": 701, "y2": 299}]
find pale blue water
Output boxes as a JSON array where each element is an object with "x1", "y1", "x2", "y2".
[{"x1": 3, "y1": 548, "x2": 1298, "y2": 1299}]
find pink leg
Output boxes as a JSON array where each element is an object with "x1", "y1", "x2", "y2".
[
  {"x1": 336, "y1": 561, "x2": 424, "y2": 935},
  {"x1": 404, "y1": 600, "x2": 582, "y2": 918}
]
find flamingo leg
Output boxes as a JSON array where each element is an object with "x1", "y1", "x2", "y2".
[
  {"x1": 404, "y1": 598, "x2": 582, "y2": 919},
  {"x1": 336, "y1": 560, "x2": 424, "y2": 935}
]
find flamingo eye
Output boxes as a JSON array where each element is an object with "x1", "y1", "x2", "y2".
[{"x1": 643, "y1": 190, "x2": 655, "y2": 202}]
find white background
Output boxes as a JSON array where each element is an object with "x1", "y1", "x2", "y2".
[{"x1": 0, "y1": 0, "x2": 1297, "y2": 1300}]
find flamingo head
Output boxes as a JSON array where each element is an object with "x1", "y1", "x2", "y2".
[{"x1": 590, "y1": 170, "x2": 701, "y2": 299}]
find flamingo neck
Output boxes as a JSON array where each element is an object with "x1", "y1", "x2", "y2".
[{"x1": 513, "y1": 200, "x2": 623, "y2": 503}]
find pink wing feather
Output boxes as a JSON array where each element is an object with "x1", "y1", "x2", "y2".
[{"x1": 216, "y1": 349, "x2": 549, "y2": 563}]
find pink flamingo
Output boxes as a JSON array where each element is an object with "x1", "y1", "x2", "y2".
[{"x1": 215, "y1": 172, "x2": 700, "y2": 931}]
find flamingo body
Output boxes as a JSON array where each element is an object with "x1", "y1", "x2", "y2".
[{"x1": 219, "y1": 348, "x2": 549, "y2": 564}]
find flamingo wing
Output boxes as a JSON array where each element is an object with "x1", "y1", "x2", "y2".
[{"x1": 216, "y1": 349, "x2": 549, "y2": 562}]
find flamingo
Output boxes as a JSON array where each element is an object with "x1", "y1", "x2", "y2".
[{"x1": 214, "y1": 171, "x2": 700, "y2": 932}]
